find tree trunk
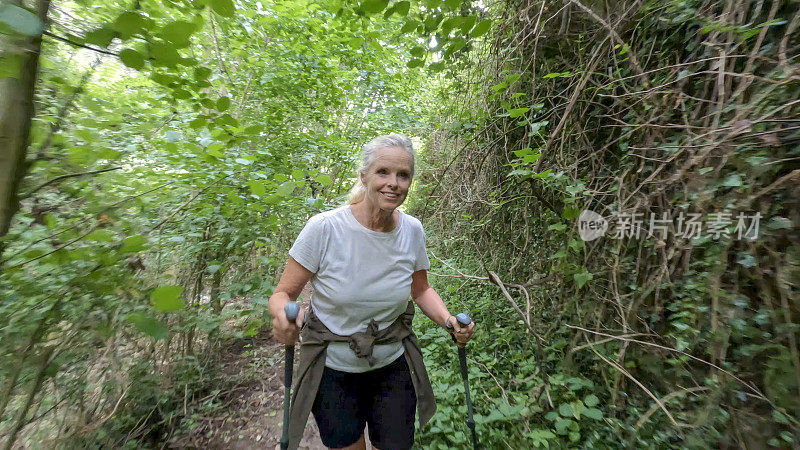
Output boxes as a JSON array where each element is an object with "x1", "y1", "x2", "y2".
[{"x1": 0, "y1": 0, "x2": 50, "y2": 259}]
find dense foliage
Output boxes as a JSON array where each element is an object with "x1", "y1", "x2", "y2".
[
  {"x1": 415, "y1": 0, "x2": 800, "y2": 447},
  {"x1": 1, "y1": 0, "x2": 798, "y2": 448}
]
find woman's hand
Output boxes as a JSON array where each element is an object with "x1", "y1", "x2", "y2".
[
  {"x1": 272, "y1": 306, "x2": 306, "y2": 345},
  {"x1": 268, "y1": 257, "x2": 314, "y2": 345},
  {"x1": 446, "y1": 315, "x2": 476, "y2": 348}
]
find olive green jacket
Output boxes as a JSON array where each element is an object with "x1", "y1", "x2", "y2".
[{"x1": 287, "y1": 300, "x2": 436, "y2": 450}]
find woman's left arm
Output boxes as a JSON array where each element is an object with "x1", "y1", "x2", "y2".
[{"x1": 411, "y1": 269, "x2": 475, "y2": 345}]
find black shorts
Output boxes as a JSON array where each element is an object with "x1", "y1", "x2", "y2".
[{"x1": 311, "y1": 354, "x2": 417, "y2": 449}]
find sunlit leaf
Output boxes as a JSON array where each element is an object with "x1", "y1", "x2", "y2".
[
  {"x1": 248, "y1": 180, "x2": 266, "y2": 197},
  {"x1": 151, "y1": 285, "x2": 185, "y2": 312},
  {"x1": 120, "y1": 235, "x2": 146, "y2": 253},
  {"x1": 315, "y1": 174, "x2": 332, "y2": 186},
  {"x1": 211, "y1": 0, "x2": 235, "y2": 17}
]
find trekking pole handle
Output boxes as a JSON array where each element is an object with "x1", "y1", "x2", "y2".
[
  {"x1": 446, "y1": 312, "x2": 472, "y2": 330},
  {"x1": 285, "y1": 301, "x2": 300, "y2": 323},
  {"x1": 280, "y1": 302, "x2": 301, "y2": 450}
]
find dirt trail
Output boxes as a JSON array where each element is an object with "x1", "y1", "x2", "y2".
[
  {"x1": 168, "y1": 289, "x2": 376, "y2": 449},
  {"x1": 167, "y1": 327, "x2": 326, "y2": 449}
]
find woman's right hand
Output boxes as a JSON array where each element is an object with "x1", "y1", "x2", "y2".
[{"x1": 272, "y1": 305, "x2": 305, "y2": 345}]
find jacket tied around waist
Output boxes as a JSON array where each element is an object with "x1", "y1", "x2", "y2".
[{"x1": 287, "y1": 300, "x2": 436, "y2": 450}]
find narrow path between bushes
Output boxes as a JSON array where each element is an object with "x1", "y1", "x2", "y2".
[{"x1": 167, "y1": 327, "x2": 327, "y2": 449}]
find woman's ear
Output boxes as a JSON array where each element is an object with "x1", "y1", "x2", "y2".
[{"x1": 360, "y1": 171, "x2": 366, "y2": 185}]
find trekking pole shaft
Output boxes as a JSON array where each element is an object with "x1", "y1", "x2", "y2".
[
  {"x1": 447, "y1": 313, "x2": 478, "y2": 449},
  {"x1": 280, "y1": 344, "x2": 294, "y2": 450}
]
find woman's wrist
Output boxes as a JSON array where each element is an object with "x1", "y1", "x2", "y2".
[{"x1": 443, "y1": 314, "x2": 454, "y2": 329}]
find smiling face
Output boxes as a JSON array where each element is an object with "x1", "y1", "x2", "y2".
[{"x1": 360, "y1": 146, "x2": 413, "y2": 212}]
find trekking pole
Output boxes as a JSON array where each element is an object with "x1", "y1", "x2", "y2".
[
  {"x1": 280, "y1": 301, "x2": 300, "y2": 450},
  {"x1": 446, "y1": 312, "x2": 478, "y2": 450}
]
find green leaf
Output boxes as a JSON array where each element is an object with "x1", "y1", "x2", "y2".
[
  {"x1": 161, "y1": 20, "x2": 196, "y2": 46},
  {"x1": 584, "y1": 394, "x2": 599, "y2": 407},
  {"x1": 85, "y1": 27, "x2": 115, "y2": 47},
  {"x1": 291, "y1": 169, "x2": 305, "y2": 180},
  {"x1": 508, "y1": 107, "x2": 529, "y2": 118},
  {"x1": 573, "y1": 268, "x2": 593, "y2": 289},
  {"x1": 349, "y1": 37, "x2": 364, "y2": 48},
  {"x1": 407, "y1": 59, "x2": 424, "y2": 68},
  {"x1": 558, "y1": 403, "x2": 573, "y2": 417},
  {"x1": 211, "y1": 0, "x2": 235, "y2": 17},
  {"x1": 217, "y1": 96, "x2": 231, "y2": 111},
  {"x1": 315, "y1": 174, "x2": 332, "y2": 186},
  {"x1": 150, "y1": 42, "x2": 180, "y2": 68},
  {"x1": 773, "y1": 410, "x2": 790, "y2": 424},
  {"x1": 444, "y1": 37, "x2": 466, "y2": 57},
  {"x1": 195, "y1": 66, "x2": 212, "y2": 80},
  {"x1": 554, "y1": 418, "x2": 572, "y2": 434},
  {"x1": 458, "y1": 15, "x2": 476, "y2": 33},
  {"x1": 248, "y1": 180, "x2": 266, "y2": 197},
  {"x1": 276, "y1": 181, "x2": 296, "y2": 196},
  {"x1": 400, "y1": 20, "x2": 419, "y2": 34},
  {"x1": 410, "y1": 46, "x2": 426, "y2": 58},
  {"x1": 126, "y1": 312, "x2": 169, "y2": 340},
  {"x1": 206, "y1": 143, "x2": 224, "y2": 158},
  {"x1": 120, "y1": 235, "x2": 146, "y2": 253},
  {"x1": 86, "y1": 229, "x2": 115, "y2": 242},
  {"x1": 0, "y1": 5, "x2": 43, "y2": 36},
  {"x1": 244, "y1": 319, "x2": 264, "y2": 337},
  {"x1": 582, "y1": 408, "x2": 603, "y2": 420},
  {"x1": 119, "y1": 49, "x2": 145, "y2": 70},
  {"x1": 113, "y1": 11, "x2": 151, "y2": 39},
  {"x1": 150, "y1": 285, "x2": 185, "y2": 312},
  {"x1": 395, "y1": 1, "x2": 410, "y2": 16},
  {"x1": 361, "y1": 0, "x2": 389, "y2": 14},
  {"x1": 471, "y1": 19, "x2": 492, "y2": 37}
]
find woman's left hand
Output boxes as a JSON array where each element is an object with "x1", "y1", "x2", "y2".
[{"x1": 446, "y1": 316, "x2": 476, "y2": 347}]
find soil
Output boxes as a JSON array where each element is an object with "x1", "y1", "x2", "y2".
[
  {"x1": 167, "y1": 328, "x2": 327, "y2": 449},
  {"x1": 167, "y1": 291, "x2": 375, "y2": 449}
]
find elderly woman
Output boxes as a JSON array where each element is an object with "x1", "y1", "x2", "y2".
[{"x1": 268, "y1": 134, "x2": 476, "y2": 450}]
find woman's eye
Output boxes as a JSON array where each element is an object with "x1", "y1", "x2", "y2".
[{"x1": 399, "y1": 173, "x2": 409, "y2": 178}]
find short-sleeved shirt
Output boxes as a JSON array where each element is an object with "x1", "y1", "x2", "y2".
[{"x1": 288, "y1": 205, "x2": 431, "y2": 373}]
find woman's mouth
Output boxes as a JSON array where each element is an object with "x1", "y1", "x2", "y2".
[{"x1": 381, "y1": 192, "x2": 399, "y2": 200}]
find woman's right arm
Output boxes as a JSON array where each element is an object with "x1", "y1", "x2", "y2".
[{"x1": 268, "y1": 256, "x2": 315, "y2": 345}]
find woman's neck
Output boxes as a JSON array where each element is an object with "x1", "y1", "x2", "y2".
[{"x1": 350, "y1": 201, "x2": 397, "y2": 232}]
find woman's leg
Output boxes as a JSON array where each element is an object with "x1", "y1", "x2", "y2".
[
  {"x1": 311, "y1": 366, "x2": 368, "y2": 449},
  {"x1": 332, "y1": 433, "x2": 366, "y2": 450},
  {"x1": 364, "y1": 356, "x2": 417, "y2": 450}
]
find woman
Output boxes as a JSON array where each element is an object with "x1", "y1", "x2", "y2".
[{"x1": 268, "y1": 134, "x2": 476, "y2": 450}]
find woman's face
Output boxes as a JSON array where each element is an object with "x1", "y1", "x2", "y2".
[{"x1": 360, "y1": 146, "x2": 413, "y2": 212}]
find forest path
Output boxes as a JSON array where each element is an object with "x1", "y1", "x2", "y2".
[{"x1": 167, "y1": 289, "x2": 329, "y2": 449}]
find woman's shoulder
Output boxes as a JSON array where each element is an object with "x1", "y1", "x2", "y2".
[
  {"x1": 306, "y1": 205, "x2": 349, "y2": 227},
  {"x1": 400, "y1": 210, "x2": 426, "y2": 234}
]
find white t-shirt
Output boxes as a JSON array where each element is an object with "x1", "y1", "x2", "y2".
[{"x1": 288, "y1": 205, "x2": 431, "y2": 373}]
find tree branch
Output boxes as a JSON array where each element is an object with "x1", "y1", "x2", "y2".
[
  {"x1": 42, "y1": 31, "x2": 118, "y2": 56},
  {"x1": 26, "y1": 166, "x2": 122, "y2": 196}
]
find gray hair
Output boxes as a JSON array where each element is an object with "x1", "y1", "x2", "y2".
[{"x1": 348, "y1": 134, "x2": 415, "y2": 205}]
